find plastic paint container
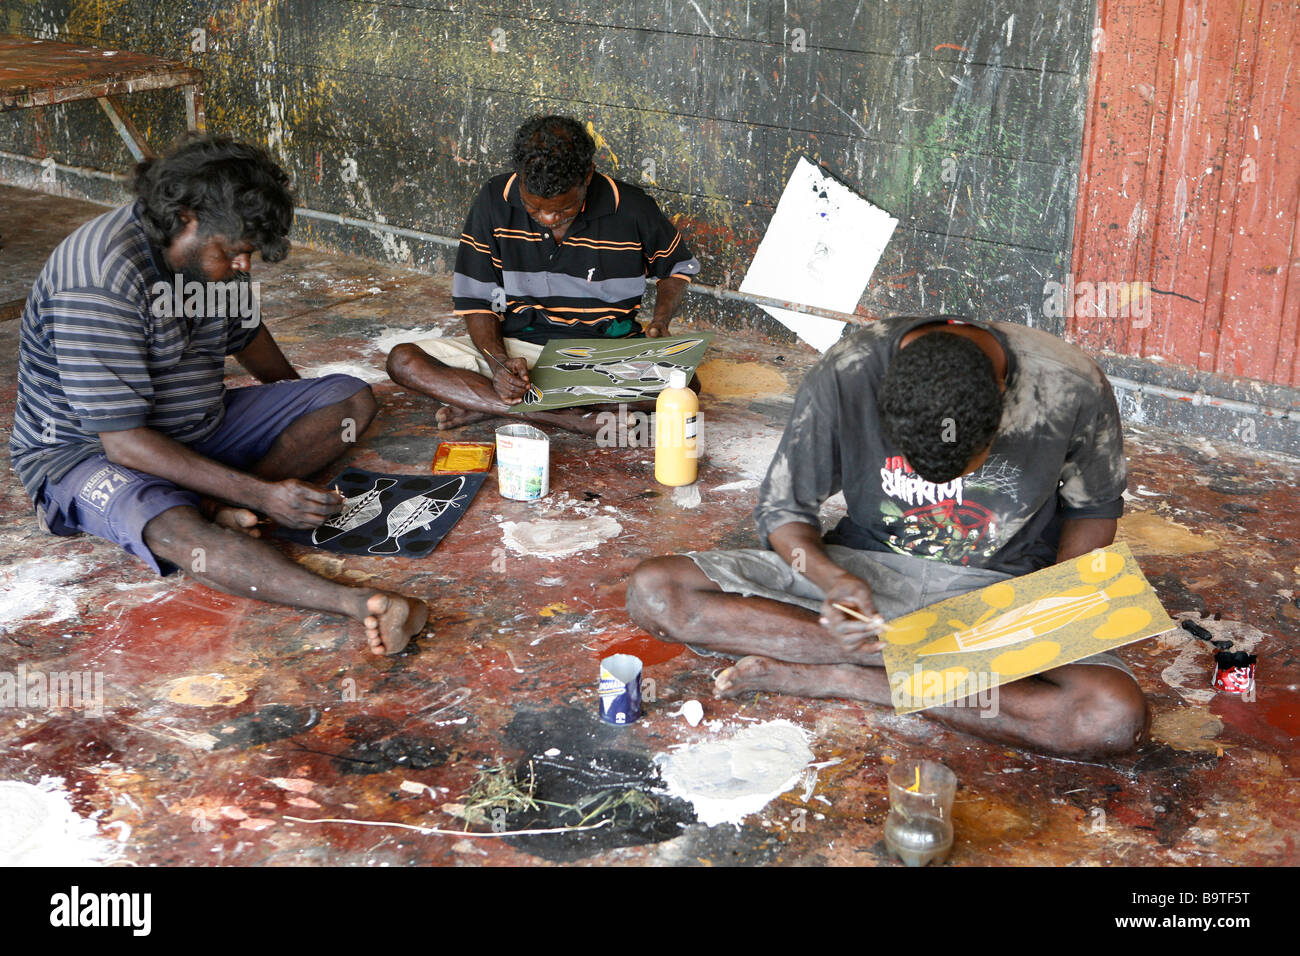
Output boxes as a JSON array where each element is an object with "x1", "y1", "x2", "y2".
[
  {"x1": 654, "y1": 368, "x2": 699, "y2": 487},
  {"x1": 495, "y1": 424, "x2": 549, "y2": 500}
]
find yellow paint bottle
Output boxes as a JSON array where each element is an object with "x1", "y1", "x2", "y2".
[{"x1": 655, "y1": 369, "x2": 698, "y2": 486}]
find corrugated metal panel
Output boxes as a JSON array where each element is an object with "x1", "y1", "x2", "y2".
[{"x1": 1071, "y1": 0, "x2": 1300, "y2": 387}]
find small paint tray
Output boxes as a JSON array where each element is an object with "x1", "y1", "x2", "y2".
[{"x1": 432, "y1": 441, "x2": 495, "y2": 473}]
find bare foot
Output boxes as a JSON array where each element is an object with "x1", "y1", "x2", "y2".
[
  {"x1": 436, "y1": 403, "x2": 496, "y2": 429},
  {"x1": 522, "y1": 409, "x2": 602, "y2": 436},
  {"x1": 362, "y1": 592, "x2": 429, "y2": 655},
  {"x1": 715, "y1": 655, "x2": 830, "y2": 699},
  {"x1": 211, "y1": 505, "x2": 262, "y2": 538},
  {"x1": 435, "y1": 400, "x2": 603, "y2": 437}
]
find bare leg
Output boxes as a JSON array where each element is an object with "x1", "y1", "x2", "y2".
[
  {"x1": 252, "y1": 385, "x2": 378, "y2": 481},
  {"x1": 715, "y1": 656, "x2": 1148, "y2": 759},
  {"x1": 144, "y1": 506, "x2": 427, "y2": 655},
  {"x1": 625, "y1": 555, "x2": 880, "y2": 664},
  {"x1": 625, "y1": 555, "x2": 1149, "y2": 758},
  {"x1": 387, "y1": 344, "x2": 664, "y2": 437},
  {"x1": 206, "y1": 386, "x2": 378, "y2": 531}
]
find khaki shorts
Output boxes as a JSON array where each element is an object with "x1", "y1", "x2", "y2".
[{"x1": 406, "y1": 335, "x2": 544, "y2": 378}]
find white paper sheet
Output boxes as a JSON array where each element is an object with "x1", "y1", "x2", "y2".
[{"x1": 740, "y1": 157, "x2": 898, "y2": 352}]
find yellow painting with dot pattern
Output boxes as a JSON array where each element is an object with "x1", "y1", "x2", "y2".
[{"x1": 882, "y1": 543, "x2": 1173, "y2": 714}]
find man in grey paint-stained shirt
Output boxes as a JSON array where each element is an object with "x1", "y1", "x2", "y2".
[{"x1": 626, "y1": 315, "x2": 1150, "y2": 759}]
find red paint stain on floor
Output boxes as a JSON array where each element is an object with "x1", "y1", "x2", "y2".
[
  {"x1": 597, "y1": 633, "x2": 684, "y2": 666},
  {"x1": 1264, "y1": 692, "x2": 1300, "y2": 739}
]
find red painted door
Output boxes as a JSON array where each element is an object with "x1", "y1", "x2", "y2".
[{"x1": 1071, "y1": 0, "x2": 1300, "y2": 387}]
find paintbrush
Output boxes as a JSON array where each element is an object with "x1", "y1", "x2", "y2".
[
  {"x1": 482, "y1": 350, "x2": 542, "y2": 403},
  {"x1": 483, "y1": 350, "x2": 522, "y2": 379},
  {"x1": 831, "y1": 602, "x2": 886, "y2": 629}
]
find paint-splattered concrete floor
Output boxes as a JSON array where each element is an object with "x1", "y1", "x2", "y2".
[{"x1": 2, "y1": 185, "x2": 1297, "y2": 867}]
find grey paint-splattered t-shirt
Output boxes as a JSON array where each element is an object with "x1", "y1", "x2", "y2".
[{"x1": 753, "y1": 316, "x2": 1127, "y2": 575}]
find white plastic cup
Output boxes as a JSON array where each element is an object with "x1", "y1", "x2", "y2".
[{"x1": 495, "y1": 424, "x2": 550, "y2": 500}]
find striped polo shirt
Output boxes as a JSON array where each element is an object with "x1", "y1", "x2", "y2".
[
  {"x1": 9, "y1": 202, "x2": 262, "y2": 495},
  {"x1": 452, "y1": 171, "x2": 701, "y2": 343}
]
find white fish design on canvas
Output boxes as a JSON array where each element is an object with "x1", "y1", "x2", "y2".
[
  {"x1": 314, "y1": 478, "x2": 397, "y2": 544},
  {"x1": 523, "y1": 383, "x2": 649, "y2": 405},
  {"x1": 368, "y1": 477, "x2": 468, "y2": 555},
  {"x1": 554, "y1": 339, "x2": 703, "y2": 360},
  {"x1": 552, "y1": 359, "x2": 685, "y2": 386}
]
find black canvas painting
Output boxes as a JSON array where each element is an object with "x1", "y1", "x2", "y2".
[{"x1": 277, "y1": 468, "x2": 485, "y2": 558}]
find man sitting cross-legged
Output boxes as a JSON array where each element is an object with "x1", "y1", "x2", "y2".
[
  {"x1": 386, "y1": 114, "x2": 701, "y2": 435},
  {"x1": 9, "y1": 135, "x2": 426, "y2": 654},
  {"x1": 626, "y1": 316, "x2": 1150, "y2": 759}
]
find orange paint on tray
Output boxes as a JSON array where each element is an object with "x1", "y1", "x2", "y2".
[{"x1": 431, "y1": 441, "x2": 494, "y2": 473}]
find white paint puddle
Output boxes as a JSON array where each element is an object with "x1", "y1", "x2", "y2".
[
  {"x1": 703, "y1": 420, "x2": 783, "y2": 480},
  {"x1": 0, "y1": 777, "x2": 119, "y2": 866},
  {"x1": 672, "y1": 484, "x2": 702, "y2": 509},
  {"x1": 367, "y1": 325, "x2": 447, "y2": 355},
  {"x1": 0, "y1": 558, "x2": 85, "y2": 634},
  {"x1": 655, "y1": 720, "x2": 813, "y2": 827},
  {"x1": 711, "y1": 479, "x2": 760, "y2": 493},
  {"x1": 501, "y1": 516, "x2": 621, "y2": 558},
  {"x1": 303, "y1": 361, "x2": 388, "y2": 383}
]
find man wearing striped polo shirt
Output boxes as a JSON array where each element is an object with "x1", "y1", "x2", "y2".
[
  {"x1": 10, "y1": 135, "x2": 427, "y2": 655},
  {"x1": 387, "y1": 115, "x2": 701, "y2": 435}
]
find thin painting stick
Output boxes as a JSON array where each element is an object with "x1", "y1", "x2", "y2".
[{"x1": 831, "y1": 602, "x2": 887, "y2": 630}]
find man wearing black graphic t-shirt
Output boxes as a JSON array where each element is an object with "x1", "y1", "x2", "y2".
[{"x1": 626, "y1": 316, "x2": 1149, "y2": 759}]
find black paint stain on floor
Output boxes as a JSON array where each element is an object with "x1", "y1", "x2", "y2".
[
  {"x1": 1128, "y1": 743, "x2": 1219, "y2": 774},
  {"x1": 746, "y1": 396, "x2": 797, "y2": 422},
  {"x1": 1149, "y1": 573, "x2": 1208, "y2": 615},
  {"x1": 497, "y1": 706, "x2": 696, "y2": 862},
  {"x1": 367, "y1": 433, "x2": 438, "y2": 467},
  {"x1": 211, "y1": 705, "x2": 320, "y2": 750},
  {"x1": 329, "y1": 714, "x2": 448, "y2": 775}
]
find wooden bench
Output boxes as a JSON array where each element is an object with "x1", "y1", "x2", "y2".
[{"x1": 0, "y1": 35, "x2": 205, "y2": 319}]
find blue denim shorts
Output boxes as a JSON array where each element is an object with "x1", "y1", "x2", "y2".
[{"x1": 33, "y1": 374, "x2": 368, "y2": 574}]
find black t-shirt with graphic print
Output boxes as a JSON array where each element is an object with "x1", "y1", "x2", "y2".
[{"x1": 753, "y1": 316, "x2": 1127, "y2": 576}]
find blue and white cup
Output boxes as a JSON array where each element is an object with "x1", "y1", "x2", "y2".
[{"x1": 598, "y1": 654, "x2": 643, "y2": 725}]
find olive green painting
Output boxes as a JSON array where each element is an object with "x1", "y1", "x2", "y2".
[{"x1": 519, "y1": 333, "x2": 714, "y2": 411}]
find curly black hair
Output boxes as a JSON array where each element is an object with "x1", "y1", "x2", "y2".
[
  {"x1": 878, "y1": 328, "x2": 1003, "y2": 483},
  {"x1": 511, "y1": 115, "x2": 595, "y2": 198},
  {"x1": 133, "y1": 134, "x2": 294, "y2": 262}
]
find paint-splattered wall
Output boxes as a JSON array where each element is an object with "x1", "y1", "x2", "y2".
[{"x1": 0, "y1": 0, "x2": 1094, "y2": 340}]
